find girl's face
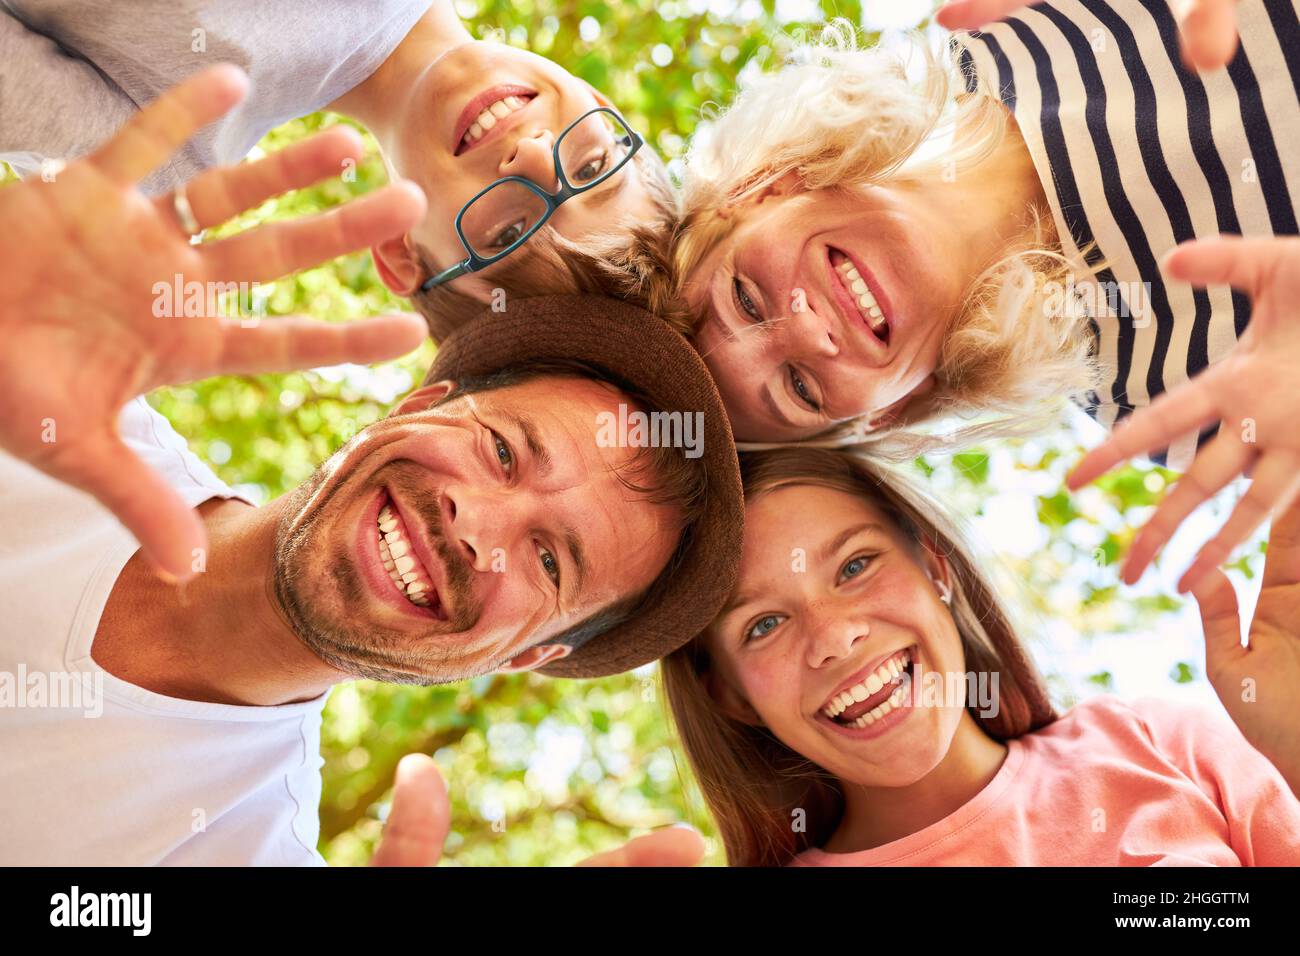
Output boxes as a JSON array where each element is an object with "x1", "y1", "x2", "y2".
[
  {"x1": 705, "y1": 483, "x2": 969, "y2": 787},
  {"x1": 684, "y1": 183, "x2": 966, "y2": 442}
]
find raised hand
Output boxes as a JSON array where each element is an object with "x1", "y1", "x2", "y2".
[
  {"x1": 0, "y1": 65, "x2": 429, "y2": 582},
  {"x1": 1067, "y1": 236, "x2": 1300, "y2": 594},
  {"x1": 1190, "y1": 496, "x2": 1300, "y2": 797},
  {"x1": 936, "y1": 0, "x2": 1241, "y2": 71}
]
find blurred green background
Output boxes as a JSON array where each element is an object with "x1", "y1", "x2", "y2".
[{"x1": 2, "y1": 0, "x2": 1262, "y2": 865}]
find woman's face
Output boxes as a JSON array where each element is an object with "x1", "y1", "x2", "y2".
[
  {"x1": 704, "y1": 483, "x2": 969, "y2": 787},
  {"x1": 685, "y1": 184, "x2": 967, "y2": 442}
]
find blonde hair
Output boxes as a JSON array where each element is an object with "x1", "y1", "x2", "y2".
[
  {"x1": 621, "y1": 21, "x2": 1101, "y2": 459},
  {"x1": 661, "y1": 446, "x2": 1057, "y2": 866}
]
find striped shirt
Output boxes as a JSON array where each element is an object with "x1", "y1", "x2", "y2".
[{"x1": 956, "y1": 0, "x2": 1300, "y2": 469}]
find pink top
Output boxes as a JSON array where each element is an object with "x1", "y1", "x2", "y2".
[{"x1": 793, "y1": 695, "x2": 1300, "y2": 867}]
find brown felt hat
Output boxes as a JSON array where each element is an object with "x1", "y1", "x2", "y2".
[{"x1": 423, "y1": 295, "x2": 744, "y2": 678}]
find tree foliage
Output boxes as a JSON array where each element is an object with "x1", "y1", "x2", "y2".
[{"x1": 6, "y1": 0, "x2": 1261, "y2": 865}]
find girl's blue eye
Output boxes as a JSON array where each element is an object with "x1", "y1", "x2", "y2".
[
  {"x1": 745, "y1": 614, "x2": 783, "y2": 642},
  {"x1": 841, "y1": 555, "x2": 871, "y2": 580}
]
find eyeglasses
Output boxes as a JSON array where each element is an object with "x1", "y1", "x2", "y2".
[{"x1": 419, "y1": 107, "x2": 644, "y2": 292}]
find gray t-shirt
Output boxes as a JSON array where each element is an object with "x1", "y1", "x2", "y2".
[{"x1": 0, "y1": 0, "x2": 431, "y2": 193}]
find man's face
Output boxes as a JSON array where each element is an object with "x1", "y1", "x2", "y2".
[
  {"x1": 272, "y1": 375, "x2": 683, "y2": 683},
  {"x1": 376, "y1": 41, "x2": 660, "y2": 298}
]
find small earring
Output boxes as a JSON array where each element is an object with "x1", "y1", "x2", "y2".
[{"x1": 935, "y1": 580, "x2": 952, "y2": 605}]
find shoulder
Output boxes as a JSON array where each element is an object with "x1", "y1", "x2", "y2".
[
  {"x1": 1034, "y1": 693, "x2": 1242, "y2": 764},
  {"x1": 118, "y1": 398, "x2": 250, "y2": 507},
  {"x1": 1030, "y1": 693, "x2": 1220, "y2": 747}
]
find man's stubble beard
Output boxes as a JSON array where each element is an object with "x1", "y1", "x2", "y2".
[{"x1": 269, "y1": 460, "x2": 481, "y2": 686}]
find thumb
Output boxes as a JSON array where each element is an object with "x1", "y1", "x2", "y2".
[
  {"x1": 371, "y1": 754, "x2": 449, "y2": 868},
  {"x1": 1189, "y1": 568, "x2": 1244, "y2": 669},
  {"x1": 1178, "y1": 0, "x2": 1240, "y2": 71},
  {"x1": 60, "y1": 430, "x2": 208, "y2": 583},
  {"x1": 576, "y1": 825, "x2": 706, "y2": 867}
]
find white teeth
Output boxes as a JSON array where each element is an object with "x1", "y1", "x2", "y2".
[
  {"x1": 848, "y1": 686, "x2": 910, "y2": 729},
  {"x1": 836, "y1": 258, "x2": 888, "y2": 333},
  {"x1": 375, "y1": 504, "x2": 436, "y2": 610},
  {"x1": 821, "y1": 648, "x2": 913, "y2": 720},
  {"x1": 460, "y1": 94, "x2": 532, "y2": 147}
]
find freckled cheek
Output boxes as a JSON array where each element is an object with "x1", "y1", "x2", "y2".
[
  {"x1": 864, "y1": 574, "x2": 961, "y2": 659},
  {"x1": 737, "y1": 651, "x2": 805, "y2": 728}
]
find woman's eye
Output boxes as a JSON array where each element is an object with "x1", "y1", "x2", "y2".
[
  {"x1": 573, "y1": 152, "x2": 609, "y2": 183},
  {"x1": 538, "y1": 547, "x2": 560, "y2": 587},
  {"x1": 488, "y1": 220, "x2": 527, "y2": 249},
  {"x1": 492, "y1": 432, "x2": 514, "y2": 474},
  {"x1": 840, "y1": 554, "x2": 873, "y2": 581},
  {"x1": 789, "y1": 366, "x2": 819, "y2": 411},
  {"x1": 744, "y1": 614, "x2": 784, "y2": 643},
  {"x1": 732, "y1": 278, "x2": 761, "y2": 322}
]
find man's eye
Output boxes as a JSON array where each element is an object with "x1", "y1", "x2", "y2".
[
  {"x1": 744, "y1": 614, "x2": 784, "y2": 643},
  {"x1": 789, "y1": 366, "x2": 819, "y2": 411},
  {"x1": 488, "y1": 220, "x2": 527, "y2": 249},
  {"x1": 732, "y1": 277, "x2": 761, "y2": 322},
  {"x1": 573, "y1": 151, "x2": 610, "y2": 183},
  {"x1": 538, "y1": 546, "x2": 560, "y2": 587},
  {"x1": 492, "y1": 432, "x2": 514, "y2": 474}
]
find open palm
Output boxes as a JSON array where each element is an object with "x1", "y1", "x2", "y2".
[
  {"x1": 1069, "y1": 237, "x2": 1300, "y2": 594},
  {"x1": 0, "y1": 65, "x2": 428, "y2": 581}
]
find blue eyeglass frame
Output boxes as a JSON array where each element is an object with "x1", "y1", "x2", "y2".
[{"x1": 419, "y1": 107, "x2": 644, "y2": 292}]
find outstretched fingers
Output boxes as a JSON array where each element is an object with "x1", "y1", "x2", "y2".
[
  {"x1": 90, "y1": 65, "x2": 249, "y2": 186},
  {"x1": 199, "y1": 180, "x2": 426, "y2": 283}
]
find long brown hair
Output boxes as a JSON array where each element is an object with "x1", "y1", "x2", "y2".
[{"x1": 661, "y1": 447, "x2": 1056, "y2": 866}]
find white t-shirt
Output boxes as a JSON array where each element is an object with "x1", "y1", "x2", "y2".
[
  {"x1": 0, "y1": 398, "x2": 329, "y2": 865},
  {"x1": 0, "y1": 0, "x2": 432, "y2": 194}
]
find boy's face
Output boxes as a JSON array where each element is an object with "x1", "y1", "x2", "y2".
[{"x1": 374, "y1": 41, "x2": 660, "y2": 298}]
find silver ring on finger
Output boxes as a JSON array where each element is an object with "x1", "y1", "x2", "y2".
[{"x1": 172, "y1": 183, "x2": 202, "y2": 239}]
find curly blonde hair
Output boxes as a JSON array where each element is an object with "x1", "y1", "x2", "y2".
[{"x1": 620, "y1": 21, "x2": 1102, "y2": 459}]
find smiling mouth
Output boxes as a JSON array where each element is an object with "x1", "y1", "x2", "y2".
[
  {"x1": 829, "y1": 247, "x2": 890, "y2": 345},
  {"x1": 820, "y1": 646, "x2": 914, "y2": 729},
  {"x1": 454, "y1": 91, "x2": 537, "y2": 155},
  {"x1": 375, "y1": 494, "x2": 444, "y2": 617}
]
